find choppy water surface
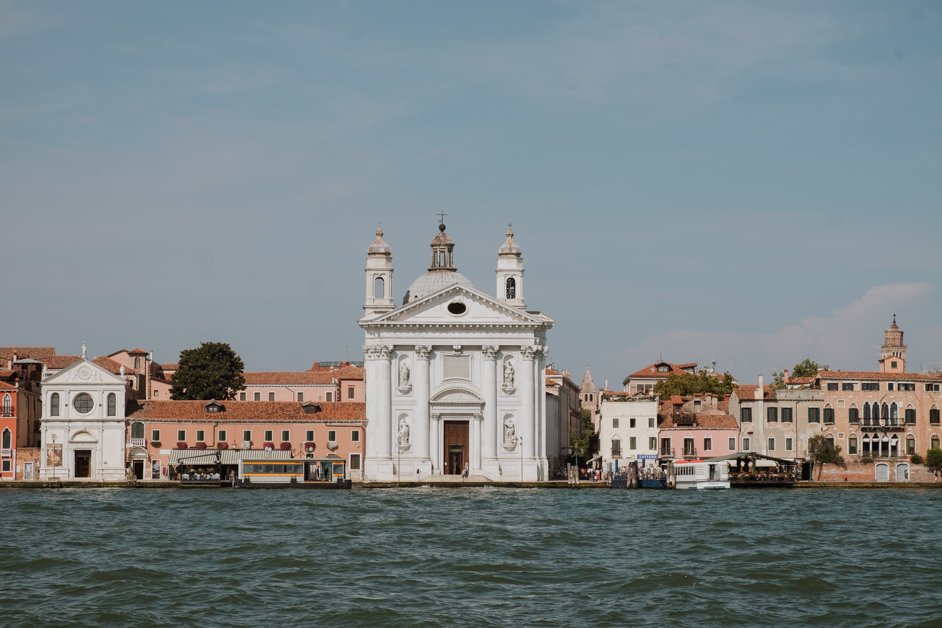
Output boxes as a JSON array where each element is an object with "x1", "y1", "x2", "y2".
[{"x1": 2, "y1": 487, "x2": 941, "y2": 626}]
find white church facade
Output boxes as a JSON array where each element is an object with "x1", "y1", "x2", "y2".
[{"x1": 359, "y1": 222, "x2": 555, "y2": 481}]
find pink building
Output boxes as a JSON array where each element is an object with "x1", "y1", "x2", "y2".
[
  {"x1": 238, "y1": 362, "x2": 364, "y2": 403},
  {"x1": 106, "y1": 348, "x2": 172, "y2": 399},
  {"x1": 125, "y1": 400, "x2": 366, "y2": 480},
  {"x1": 658, "y1": 395, "x2": 739, "y2": 460}
]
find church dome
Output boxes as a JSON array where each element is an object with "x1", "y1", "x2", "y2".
[{"x1": 404, "y1": 270, "x2": 474, "y2": 304}]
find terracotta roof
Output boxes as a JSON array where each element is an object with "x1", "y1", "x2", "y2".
[
  {"x1": 660, "y1": 412, "x2": 738, "y2": 430},
  {"x1": 244, "y1": 371, "x2": 338, "y2": 386},
  {"x1": 0, "y1": 347, "x2": 56, "y2": 361},
  {"x1": 42, "y1": 355, "x2": 136, "y2": 375},
  {"x1": 623, "y1": 361, "x2": 699, "y2": 385},
  {"x1": 0, "y1": 369, "x2": 14, "y2": 379},
  {"x1": 335, "y1": 366, "x2": 364, "y2": 380},
  {"x1": 162, "y1": 363, "x2": 179, "y2": 371},
  {"x1": 735, "y1": 385, "x2": 777, "y2": 401},
  {"x1": 0, "y1": 381, "x2": 17, "y2": 391},
  {"x1": 816, "y1": 370, "x2": 942, "y2": 382},
  {"x1": 127, "y1": 400, "x2": 365, "y2": 422}
]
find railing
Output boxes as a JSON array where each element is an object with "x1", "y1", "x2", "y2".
[
  {"x1": 659, "y1": 447, "x2": 675, "y2": 458},
  {"x1": 130, "y1": 438, "x2": 146, "y2": 447},
  {"x1": 858, "y1": 419, "x2": 904, "y2": 431},
  {"x1": 683, "y1": 447, "x2": 698, "y2": 458}
]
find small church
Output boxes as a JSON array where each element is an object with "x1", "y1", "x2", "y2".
[{"x1": 359, "y1": 220, "x2": 555, "y2": 481}]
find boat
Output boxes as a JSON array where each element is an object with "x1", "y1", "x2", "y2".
[{"x1": 673, "y1": 460, "x2": 730, "y2": 490}]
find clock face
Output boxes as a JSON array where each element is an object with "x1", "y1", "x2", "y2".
[{"x1": 73, "y1": 393, "x2": 94, "y2": 414}]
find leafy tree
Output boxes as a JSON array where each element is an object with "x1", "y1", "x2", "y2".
[
  {"x1": 808, "y1": 434, "x2": 845, "y2": 480},
  {"x1": 654, "y1": 370, "x2": 735, "y2": 399},
  {"x1": 925, "y1": 448, "x2": 942, "y2": 473},
  {"x1": 570, "y1": 409, "x2": 594, "y2": 463},
  {"x1": 170, "y1": 342, "x2": 245, "y2": 400},
  {"x1": 791, "y1": 359, "x2": 825, "y2": 378},
  {"x1": 771, "y1": 371, "x2": 786, "y2": 390}
]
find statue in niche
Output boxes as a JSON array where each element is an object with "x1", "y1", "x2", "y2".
[
  {"x1": 503, "y1": 417, "x2": 516, "y2": 447},
  {"x1": 503, "y1": 361, "x2": 515, "y2": 387},
  {"x1": 398, "y1": 417, "x2": 411, "y2": 448},
  {"x1": 399, "y1": 360, "x2": 411, "y2": 388}
]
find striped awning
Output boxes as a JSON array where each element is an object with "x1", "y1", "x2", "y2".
[{"x1": 168, "y1": 449, "x2": 293, "y2": 466}]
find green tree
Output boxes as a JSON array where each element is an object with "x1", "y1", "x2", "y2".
[
  {"x1": 771, "y1": 371, "x2": 786, "y2": 390},
  {"x1": 570, "y1": 409, "x2": 594, "y2": 463},
  {"x1": 170, "y1": 342, "x2": 245, "y2": 400},
  {"x1": 808, "y1": 434, "x2": 845, "y2": 480},
  {"x1": 791, "y1": 359, "x2": 825, "y2": 378},
  {"x1": 925, "y1": 448, "x2": 942, "y2": 473},
  {"x1": 654, "y1": 370, "x2": 735, "y2": 399}
]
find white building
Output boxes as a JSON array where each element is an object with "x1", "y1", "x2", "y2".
[
  {"x1": 39, "y1": 349, "x2": 128, "y2": 481},
  {"x1": 598, "y1": 392, "x2": 659, "y2": 471},
  {"x1": 359, "y1": 222, "x2": 554, "y2": 481}
]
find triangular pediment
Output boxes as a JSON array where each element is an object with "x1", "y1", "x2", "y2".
[
  {"x1": 362, "y1": 284, "x2": 551, "y2": 327},
  {"x1": 43, "y1": 358, "x2": 125, "y2": 386}
]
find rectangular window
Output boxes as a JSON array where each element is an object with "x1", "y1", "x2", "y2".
[
  {"x1": 264, "y1": 430, "x2": 273, "y2": 441},
  {"x1": 683, "y1": 438, "x2": 695, "y2": 456},
  {"x1": 848, "y1": 437, "x2": 858, "y2": 455},
  {"x1": 649, "y1": 437, "x2": 656, "y2": 450},
  {"x1": 281, "y1": 430, "x2": 290, "y2": 442},
  {"x1": 767, "y1": 407, "x2": 778, "y2": 422},
  {"x1": 743, "y1": 437, "x2": 751, "y2": 451},
  {"x1": 629, "y1": 436, "x2": 636, "y2": 450},
  {"x1": 326, "y1": 392, "x2": 333, "y2": 402},
  {"x1": 612, "y1": 418, "x2": 619, "y2": 429},
  {"x1": 196, "y1": 430, "x2": 205, "y2": 442},
  {"x1": 328, "y1": 430, "x2": 337, "y2": 442},
  {"x1": 740, "y1": 407, "x2": 752, "y2": 423},
  {"x1": 306, "y1": 430, "x2": 315, "y2": 441},
  {"x1": 808, "y1": 407, "x2": 820, "y2": 423},
  {"x1": 254, "y1": 392, "x2": 261, "y2": 401},
  {"x1": 660, "y1": 438, "x2": 671, "y2": 456},
  {"x1": 842, "y1": 382, "x2": 854, "y2": 391},
  {"x1": 348, "y1": 387, "x2": 355, "y2": 400},
  {"x1": 905, "y1": 408, "x2": 916, "y2": 424},
  {"x1": 629, "y1": 418, "x2": 635, "y2": 428},
  {"x1": 218, "y1": 430, "x2": 227, "y2": 442},
  {"x1": 887, "y1": 383, "x2": 894, "y2": 391},
  {"x1": 785, "y1": 438, "x2": 793, "y2": 452},
  {"x1": 768, "y1": 437, "x2": 775, "y2": 451},
  {"x1": 352, "y1": 430, "x2": 360, "y2": 442},
  {"x1": 729, "y1": 437, "x2": 736, "y2": 450},
  {"x1": 824, "y1": 407, "x2": 835, "y2": 424},
  {"x1": 243, "y1": 430, "x2": 251, "y2": 442},
  {"x1": 704, "y1": 437, "x2": 712, "y2": 451},
  {"x1": 151, "y1": 429, "x2": 160, "y2": 441},
  {"x1": 611, "y1": 440, "x2": 621, "y2": 457},
  {"x1": 177, "y1": 430, "x2": 185, "y2": 442},
  {"x1": 350, "y1": 453, "x2": 361, "y2": 471},
  {"x1": 926, "y1": 384, "x2": 941, "y2": 392},
  {"x1": 239, "y1": 392, "x2": 246, "y2": 401},
  {"x1": 648, "y1": 418, "x2": 655, "y2": 428},
  {"x1": 781, "y1": 407, "x2": 793, "y2": 423},
  {"x1": 269, "y1": 392, "x2": 275, "y2": 402},
  {"x1": 862, "y1": 382, "x2": 879, "y2": 391},
  {"x1": 1, "y1": 460, "x2": 10, "y2": 472},
  {"x1": 827, "y1": 383, "x2": 838, "y2": 391}
]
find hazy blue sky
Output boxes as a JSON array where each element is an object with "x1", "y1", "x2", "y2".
[{"x1": 3, "y1": 1, "x2": 941, "y2": 388}]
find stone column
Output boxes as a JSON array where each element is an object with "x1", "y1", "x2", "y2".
[
  {"x1": 430, "y1": 413, "x2": 441, "y2": 474},
  {"x1": 472, "y1": 412, "x2": 483, "y2": 472},
  {"x1": 365, "y1": 345, "x2": 393, "y2": 461},
  {"x1": 414, "y1": 346, "x2": 431, "y2": 459},
  {"x1": 482, "y1": 346, "x2": 498, "y2": 462},
  {"x1": 521, "y1": 346, "x2": 537, "y2": 460}
]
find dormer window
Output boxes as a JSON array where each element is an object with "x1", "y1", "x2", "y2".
[
  {"x1": 302, "y1": 402, "x2": 322, "y2": 414},
  {"x1": 205, "y1": 401, "x2": 225, "y2": 413}
]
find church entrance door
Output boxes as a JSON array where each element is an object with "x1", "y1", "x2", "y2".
[
  {"x1": 443, "y1": 420, "x2": 469, "y2": 475},
  {"x1": 74, "y1": 450, "x2": 91, "y2": 478}
]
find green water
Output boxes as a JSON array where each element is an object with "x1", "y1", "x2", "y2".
[{"x1": 2, "y1": 487, "x2": 940, "y2": 626}]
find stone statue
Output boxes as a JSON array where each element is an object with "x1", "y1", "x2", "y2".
[
  {"x1": 503, "y1": 417, "x2": 516, "y2": 445},
  {"x1": 399, "y1": 360, "x2": 411, "y2": 387},
  {"x1": 398, "y1": 417, "x2": 410, "y2": 447},
  {"x1": 503, "y1": 361, "x2": 515, "y2": 388}
]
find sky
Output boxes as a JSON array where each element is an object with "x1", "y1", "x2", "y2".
[{"x1": 2, "y1": 1, "x2": 941, "y2": 389}]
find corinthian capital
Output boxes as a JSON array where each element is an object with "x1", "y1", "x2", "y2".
[
  {"x1": 414, "y1": 345, "x2": 431, "y2": 360},
  {"x1": 522, "y1": 345, "x2": 538, "y2": 360},
  {"x1": 482, "y1": 345, "x2": 499, "y2": 360}
]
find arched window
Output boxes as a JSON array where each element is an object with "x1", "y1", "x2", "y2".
[
  {"x1": 131, "y1": 422, "x2": 145, "y2": 439},
  {"x1": 890, "y1": 403, "x2": 898, "y2": 420},
  {"x1": 50, "y1": 393, "x2": 59, "y2": 417},
  {"x1": 848, "y1": 406, "x2": 859, "y2": 424},
  {"x1": 107, "y1": 393, "x2": 116, "y2": 417},
  {"x1": 932, "y1": 435, "x2": 940, "y2": 450},
  {"x1": 1, "y1": 394, "x2": 11, "y2": 417},
  {"x1": 881, "y1": 403, "x2": 889, "y2": 421},
  {"x1": 863, "y1": 403, "x2": 871, "y2": 420},
  {"x1": 1, "y1": 428, "x2": 10, "y2": 449},
  {"x1": 506, "y1": 277, "x2": 516, "y2": 299},
  {"x1": 931, "y1": 407, "x2": 940, "y2": 425},
  {"x1": 374, "y1": 276, "x2": 385, "y2": 299},
  {"x1": 906, "y1": 435, "x2": 916, "y2": 455}
]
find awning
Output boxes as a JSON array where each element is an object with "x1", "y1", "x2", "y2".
[{"x1": 168, "y1": 449, "x2": 294, "y2": 466}]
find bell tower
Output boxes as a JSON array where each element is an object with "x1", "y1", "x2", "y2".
[
  {"x1": 496, "y1": 224, "x2": 525, "y2": 309},
  {"x1": 879, "y1": 314, "x2": 907, "y2": 373},
  {"x1": 363, "y1": 225, "x2": 394, "y2": 319}
]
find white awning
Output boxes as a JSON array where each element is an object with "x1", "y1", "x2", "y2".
[{"x1": 168, "y1": 449, "x2": 293, "y2": 466}]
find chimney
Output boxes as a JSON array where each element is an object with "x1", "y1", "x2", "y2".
[
  {"x1": 783, "y1": 368, "x2": 789, "y2": 383},
  {"x1": 756, "y1": 374, "x2": 764, "y2": 400}
]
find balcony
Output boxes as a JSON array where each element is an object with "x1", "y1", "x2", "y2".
[
  {"x1": 858, "y1": 419, "x2": 904, "y2": 431},
  {"x1": 659, "y1": 448, "x2": 675, "y2": 458},
  {"x1": 129, "y1": 438, "x2": 146, "y2": 448}
]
